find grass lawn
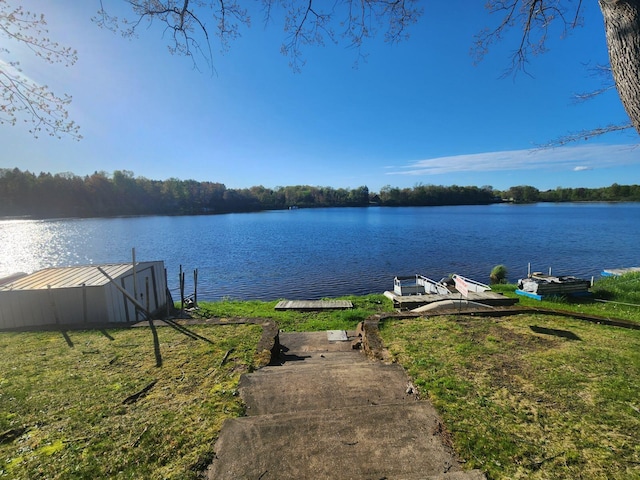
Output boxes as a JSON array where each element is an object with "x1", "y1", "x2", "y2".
[
  {"x1": 1, "y1": 279, "x2": 639, "y2": 479},
  {"x1": 0, "y1": 294, "x2": 392, "y2": 479},
  {"x1": 191, "y1": 293, "x2": 395, "y2": 331},
  {"x1": 0, "y1": 322, "x2": 261, "y2": 479},
  {"x1": 380, "y1": 314, "x2": 640, "y2": 479}
]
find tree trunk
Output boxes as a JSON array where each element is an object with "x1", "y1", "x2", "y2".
[{"x1": 599, "y1": 0, "x2": 640, "y2": 135}]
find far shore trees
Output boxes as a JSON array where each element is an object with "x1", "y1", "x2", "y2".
[{"x1": 2, "y1": 168, "x2": 640, "y2": 218}]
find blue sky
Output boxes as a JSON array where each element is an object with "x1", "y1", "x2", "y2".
[{"x1": 2, "y1": 0, "x2": 639, "y2": 193}]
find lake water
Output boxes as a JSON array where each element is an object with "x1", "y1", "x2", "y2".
[{"x1": 1, "y1": 203, "x2": 639, "y2": 300}]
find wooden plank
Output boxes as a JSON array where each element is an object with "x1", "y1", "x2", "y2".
[{"x1": 274, "y1": 300, "x2": 353, "y2": 311}]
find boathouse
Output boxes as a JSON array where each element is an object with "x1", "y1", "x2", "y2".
[{"x1": 0, "y1": 262, "x2": 167, "y2": 330}]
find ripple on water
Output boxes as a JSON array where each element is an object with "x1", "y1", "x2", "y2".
[{"x1": 1, "y1": 204, "x2": 639, "y2": 300}]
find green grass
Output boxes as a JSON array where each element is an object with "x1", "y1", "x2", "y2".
[
  {"x1": 0, "y1": 295, "x2": 393, "y2": 479},
  {"x1": 190, "y1": 293, "x2": 395, "y2": 331},
  {"x1": 2, "y1": 283, "x2": 639, "y2": 479},
  {"x1": 591, "y1": 272, "x2": 640, "y2": 304},
  {"x1": 380, "y1": 314, "x2": 640, "y2": 479},
  {"x1": 0, "y1": 323, "x2": 261, "y2": 479}
]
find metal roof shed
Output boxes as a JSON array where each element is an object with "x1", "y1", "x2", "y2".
[{"x1": 0, "y1": 262, "x2": 167, "y2": 330}]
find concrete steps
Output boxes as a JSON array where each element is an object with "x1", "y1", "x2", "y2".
[
  {"x1": 240, "y1": 360, "x2": 414, "y2": 415},
  {"x1": 206, "y1": 331, "x2": 485, "y2": 480}
]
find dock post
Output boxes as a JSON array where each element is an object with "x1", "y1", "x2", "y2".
[
  {"x1": 194, "y1": 268, "x2": 198, "y2": 308},
  {"x1": 132, "y1": 248, "x2": 138, "y2": 322},
  {"x1": 82, "y1": 283, "x2": 88, "y2": 323},
  {"x1": 179, "y1": 266, "x2": 185, "y2": 317},
  {"x1": 164, "y1": 268, "x2": 170, "y2": 318},
  {"x1": 146, "y1": 277, "x2": 150, "y2": 313}
]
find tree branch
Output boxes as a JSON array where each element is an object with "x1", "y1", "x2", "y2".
[
  {"x1": 97, "y1": 1, "x2": 421, "y2": 72},
  {"x1": 475, "y1": 0, "x2": 585, "y2": 76},
  {"x1": 0, "y1": 1, "x2": 81, "y2": 138},
  {"x1": 539, "y1": 122, "x2": 633, "y2": 147}
]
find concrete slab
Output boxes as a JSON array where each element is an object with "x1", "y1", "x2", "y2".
[
  {"x1": 326, "y1": 329, "x2": 348, "y2": 341},
  {"x1": 209, "y1": 403, "x2": 463, "y2": 480},
  {"x1": 279, "y1": 331, "x2": 358, "y2": 353},
  {"x1": 206, "y1": 330, "x2": 485, "y2": 480},
  {"x1": 240, "y1": 362, "x2": 416, "y2": 415}
]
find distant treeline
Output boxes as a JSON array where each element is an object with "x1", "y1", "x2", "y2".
[
  {"x1": 502, "y1": 184, "x2": 640, "y2": 203},
  {"x1": 0, "y1": 168, "x2": 497, "y2": 217},
  {"x1": 0, "y1": 168, "x2": 638, "y2": 218}
]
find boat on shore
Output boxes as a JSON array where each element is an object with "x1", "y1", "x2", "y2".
[
  {"x1": 385, "y1": 274, "x2": 518, "y2": 310},
  {"x1": 516, "y1": 273, "x2": 591, "y2": 300},
  {"x1": 601, "y1": 267, "x2": 640, "y2": 277}
]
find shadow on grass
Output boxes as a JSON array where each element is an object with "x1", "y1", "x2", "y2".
[
  {"x1": 148, "y1": 319, "x2": 163, "y2": 367},
  {"x1": 144, "y1": 317, "x2": 219, "y2": 368},
  {"x1": 164, "y1": 318, "x2": 215, "y2": 344},
  {"x1": 100, "y1": 329, "x2": 115, "y2": 341},
  {"x1": 530, "y1": 325, "x2": 582, "y2": 341},
  {"x1": 60, "y1": 330, "x2": 74, "y2": 347}
]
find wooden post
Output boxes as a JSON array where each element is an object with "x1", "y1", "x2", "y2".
[
  {"x1": 96, "y1": 267, "x2": 151, "y2": 319},
  {"x1": 145, "y1": 277, "x2": 150, "y2": 313},
  {"x1": 164, "y1": 268, "x2": 170, "y2": 318},
  {"x1": 179, "y1": 266, "x2": 185, "y2": 317},
  {"x1": 47, "y1": 285, "x2": 60, "y2": 325},
  {"x1": 132, "y1": 248, "x2": 138, "y2": 321},
  {"x1": 194, "y1": 268, "x2": 198, "y2": 308},
  {"x1": 82, "y1": 283, "x2": 88, "y2": 323}
]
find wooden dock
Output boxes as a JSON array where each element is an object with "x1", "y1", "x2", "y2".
[
  {"x1": 274, "y1": 300, "x2": 354, "y2": 311},
  {"x1": 383, "y1": 290, "x2": 518, "y2": 311}
]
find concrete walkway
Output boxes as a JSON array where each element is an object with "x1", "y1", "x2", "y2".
[{"x1": 207, "y1": 330, "x2": 485, "y2": 480}]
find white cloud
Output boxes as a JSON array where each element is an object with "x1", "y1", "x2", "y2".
[{"x1": 386, "y1": 144, "x2": 639, "y2": 177}]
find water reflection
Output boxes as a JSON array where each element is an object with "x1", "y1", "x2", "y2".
[{"x1": 1, "y1": 203, "x2": 639, "y2": 300}]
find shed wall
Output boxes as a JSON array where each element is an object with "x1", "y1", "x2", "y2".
[{"x1": 0, "y1": 261, "x2": 167, "y2": 329}]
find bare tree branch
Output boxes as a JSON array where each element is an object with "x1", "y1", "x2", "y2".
[
  {"x1": 0, "y1": 0, "x2": 81, "y2": 139},
  {"x1": 475, "y1": 1, "x2": 639, "y2": 147},
  {"x1": 95, "y1": 0, "x2": 250, "y2": 72},
  {"x1": 97, "y1": 1, "x2": 421, "y2": 72},
  {"x1": 539, "y1": 122, "x2": 633, "y2": 147},
  {"x1": 474, "y1": 0, "x2": 585, "y2": 76},
  {"x1": 572, "y1": 63, "x2": 616, "y2": 103}
]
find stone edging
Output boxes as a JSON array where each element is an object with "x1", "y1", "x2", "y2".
[{"x1": 359, "y1": 313, "x2": 421, "y2": 363}]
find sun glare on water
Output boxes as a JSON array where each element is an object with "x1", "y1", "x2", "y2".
[{"x1": 0, "y1": 219, "x2": 93, "y2": 279}]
